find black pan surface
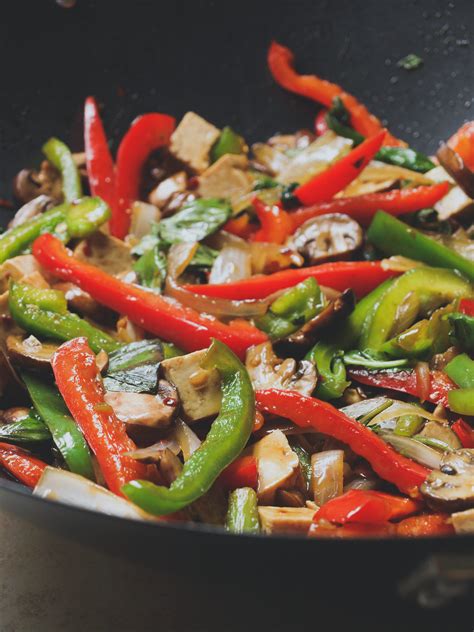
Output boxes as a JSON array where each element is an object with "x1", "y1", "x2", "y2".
[{"x1": 0, "y1": 0, "x2": 473, "y2": 626}]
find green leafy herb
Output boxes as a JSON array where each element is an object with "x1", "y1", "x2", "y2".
[
  {"x1": 0, "y1": 411, "x2": 51, "y2": 444},
  {"x1": 133, "y1": 244, "x2": 167, "y2": 291},
  {"x1": 253, "y1": 175, "x2": 279, "y2": 191},
  {"x1": 343, "y1": 350, "x2": 410, "y2": 369},
  {"x1": 158, "y1": 198, "x2": 232, "y2": 244},
  {"x1": 189, "y1": 244, "x2": 219, "y2": 268},
  {"x1": 448, "y1": 313, "x2": 474, "y2": 353},
  {"x1": 397, "y1": 54, "x2": 423, "y2": 71}
]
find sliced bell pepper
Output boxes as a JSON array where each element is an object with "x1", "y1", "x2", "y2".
[
  {"x1": 250, "y1": 198, "x2": 293, "y2": 244},
  {"x1": 84, "y1": 96, "x2": 116, "y2": 209},
  {"x1": 460, "y1": 298, "x2": 474, "y2": 316},
  {"x1": 313, "y1": 489, "x2": 421, "y2": 525},
  {"x1": 368, "y1": 211, "x2": 474, "y2": 282},
  {"x1": 448, "y1": 121, "x2": 474, "y2": 171},
  {"x1": 395, "y1": 513, "x2": 454, "y2": 537},
  {"x1": 451, "y1": 419, "x2": 474, "y2": 449},
  {"x1": 184, "y1": 261, "x2": 399, "y2": 301},
  {"x1": 267, "y1": 41, "x2": 403, "y2": 146},
  {"x1": 226, "y1": 487, "x2": 260, "y2": 534},
  {"x1": 42, "y1": 137, "x2": 82, "y2": 203},
  {"x1": 448, "y1": 312, "x2": 474, "y2": 353},
  {"x1": 123, "y1": 339, "x2": 255, "y2": 515},
  {"x1": 294, "y1": 131, "x2": 386, "y2": 206},
  {"x1": 305, "y1": 341, "x2": 349, "y2": 400},
  {"x1": 223, "y1": 213, "x2": 255, "y2": 240},
  {"x1": 32, "y1": 234, "x2": 266, "y2": 359},
  {"x1": 314, "y1": 109, "x2": 329, "y2": 136},
  {"x1": 112, "y1": 113, "x2": 175, "y2": 240},
  {"x1": 220, "y1": 455, "x2": 258, "y2": 491},
  {"x1": 0, "y1": 442, "x2": 47, "y2": 488},
  {"x1": 347, "y1": 367, "x2": 456, "y2": 408},
  {"x1": 448, "y1": 388, "x2": 474, "y2": 416},
  {"x1": 309, "y1": 522, "x2": 394, "y2": 538},
  {"x1": 290, "y1": 182, "x2": 450, "y2": 229},
  {"x1": 256, "y1": 389, "x2": 428, "y2": 495},
  {"x1": 445, "y1": 353, "x2": 474, "y2": 389},
  {"x1": 52, "y1": 337, "x2": 146, "y2": 495}
]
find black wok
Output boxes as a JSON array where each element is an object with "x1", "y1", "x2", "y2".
[{"x1": 0, "y1": 1, "x2": 473, "y2": 629}]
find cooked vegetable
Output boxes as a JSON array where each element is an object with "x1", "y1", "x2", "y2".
[
  {"x1": 258, "y1": 506, "x2": 315, "y2": 534},
  {"x1": 84, "y1": 96, "x2": 116, "y2": 209},
  {"x1": 211, "y1": 126, "x2": 246, "y2": 163},
  {"x1": 6, "y1": 335, "x2": 58, "y2": 369},
  {"x1": 226, "y1": 487, "x2": 260, "y2": 534},
  {"x1": 310, "y1": 450, "x2": 344, "y2": 506},
  {"x1": 104, "y1": 390, "x2": 177, "y2": 428},
  {"x1": 445, "y1": 353, "x2": 474, "y2": 389},
  {"x1": 0, "y1": 411, "x2": 51, "y2": 444},
  {"x1": 123, "y1": 340, "x2": 255, "y2": 514},
  {"x1": 448, "y1": 313, "x2": 474, "y2": 353},
  {"x1": 251, "y1": 197, "x2": 293, "y2": 244},
  {"x1": 437, "y1": 142, "x2": 474, "y2": 199},
  {"x1": 0, "y1": 442, "x2": 47, "y2": 487},
  {"x1": 158, "y1": 198, "x2": 232, "y2": 244},
  {"x1": 306, "y1": 342, "x2": 349, "y2": 400},
  {"x1": 42, "y1": 137, "x2": 82, "y2": 203},
  {"x1": 448, "y1": 388, "x2": 474, "y2": 415},
  {"x1": 421, "y1": 449, "x2": 474, "y2": 511},
  {"x1": 251, "y1": 429, "x2": 300, "y2": 504}
]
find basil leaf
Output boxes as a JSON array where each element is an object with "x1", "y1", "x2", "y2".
[
  {"x1": 343, "y1": 349, "x2": 409, "y2": 369},
  {"x1": 133, "y1": 245, "x2": 167, "y2": 291},
  {"x1": 158, "y1": 198, "x2": 231, "y2": 244},
  {"x1": 189, "y1": 244, "x2": 219, "y2": 268}
]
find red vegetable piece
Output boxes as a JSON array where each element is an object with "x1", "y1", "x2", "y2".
[
  {"x1": 396, "y1": 514, "x2": 454, "y2": 537},
  {"x1": 452, "y1": 419, "x2": 474, "y2": 449},
  {"x1": 250, "y1": 198, "x2": 294, "y2": 244},
  {"x1": 0, "y1": 442, "x2": 47, "y2": 488},
  {"x1": 220, "y1": 456, "x2": 258, "y2": 491},
  {"x1": 314, "y1": 109, "x2": 329, "y2": 136},
  {"x1": 84, "y1": 96, "x2": 116, "y2": 208}
]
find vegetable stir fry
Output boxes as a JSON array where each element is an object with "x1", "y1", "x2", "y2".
[{"x1": 1, "y1": 43, "x2": 474, "y2": 539}]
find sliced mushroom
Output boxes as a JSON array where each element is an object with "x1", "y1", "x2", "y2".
[
  {"x1": 246, "y1": 342, "x2": 317, "y2": 396},
  {"x1": 251, "y1": 429, "x2": 300, "y2": 504},
  {"x1": 416, "y1": 421, "x2": 462, "y2": 450},
  {"x1": 13, "y1": 161, "x2": 62, "y2": 204},
  {"x1": 198, "y1": 154, "x2": 254, "y2": 206},
  {"x1": 148, "y1": 172, "x2": 187, "y2": 211},
  {"x1": 451, "y1": 507, "x2": 474, "y2": 534},
  {"x1": 104, "y1": 389, "x2": 177, "y2": 429},
  {"x1": 6, "y1": 335, "x2": 58, "y2": 370},
  {"x1": 160, "y1": 349, "x2": 222, "y2": 422},
  {"x1": 169, "y1": 112, "x2": 220, "y2": 173},
  {"x1": 0, "y1": 255, "x2": 47, "y2": 293},
  {"x1": 287, "y1": 214, "x2": 363, "y2": 265},
  {"x1": 258, "y1": 506, "x2": 315, "y2": 534},
  {"x1": 420, "y1": 449, "x2": 474, "y2": 511},
  {"x1": 437, "y1": 142, "x2": 474, "y2": 200},
  {"x1": 8, "y1": 195, "x2": 53, "y2": 229},
  {"x1": 73, "y1": 231, "x2": 134, "y2": 276}
]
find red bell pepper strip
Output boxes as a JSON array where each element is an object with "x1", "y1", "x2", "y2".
[
  {"x1": 219, "y1": 456, "x2": 258, "y2": 491},
  {"x1": 313, "y1": 489, "x2": 421, "y2": 525},
  {"x1": 256, "y1": 389, "x2": 428, "y2": 495},
  {"x1": 0, "y1": 442, "x2": 47, "y2": 488},
  {"x1": 347, "y1": 368, "x2": 456, "y2": 409},
  {"x1": 314, "y1": 109, "x2": 329, "y2": 136},
  {"x1": 452, "y1": 419, "x2": 474, "y2": 448},
  {"x1": 184, "y1": 261, "x2": 399, "y2": 301},
  {"x1": 459, "y1": 298, "x2": 474, "y2": 317},
  {"x1": 52, "y1": 337, "x2": 147, "y2": 495},
  {"x1": 395, "y1": 514, "x2": 454, "y2": 537},
  {"x1": 448, "y1": 121, "x2": 474, "y2": 171},
  {"x1": 84, "y1": 97, "x2": 116, "y2": 209},
  {"x1": 33, "y1": 234, "x2": 266, "y2": 359},
  {"x1": 268, "y1": 41, "x2": 404, "y2": 147},
  {"x1": 223, "y1": 214, "x2": 256, "y2": 240},
  {"x1": 309, "y1": 522, "x2": 394, "y2": 538},
  {"x1": 290, "y1": 182, "x2": 450, "y2": 229},
  {"x1": 112, "y1": 113, "x2": 175, "y2": 240},
  {"x1": 250, "y1": 198, "x2": 294, "y2": 244},
  {"x1": 294, "y1": 131, "x2": 386, "y2": 206}
]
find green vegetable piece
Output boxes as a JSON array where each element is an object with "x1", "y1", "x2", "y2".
[
  {"x1": 253, "y1": 175, "x2": 279, "y2": 191},
  {"x1": 0, "y1": 203, "x2": 68, "y2": 264},
  {"x1": 343, "y1": 349, "x2": 409, "y2": 369},
  {"x1": 22, "y1": 372, "x2": 95, "y2": 479},
  {"x1": 189, "y1": 244, "x2": 219, "y2": 268},
  {"x1": 448, "y1": 388, "x2": 474, "y2": 416},
  {"x1": 445, "y1": 353, "x2": 474, "y2": 389},
  {"x1": 65, "y1": 196, "x2": 111, "y2": 238},
  {"x1": 104, "y1": 339, "x2": 167, "y2": 394},
  {"x1": 9, "y1": 282, "x2": 120, "y2": 354},
  {"x1": 375, "y1": 147, "x2": 434, "y2": 173},
  {"x1": 361, "y1": 267, "x2": 473, "y2": 351},
  {"x1": 449, "y1": 313, "x2": 474, "y2": 353},
  {"x1": 226, "y1": 487, "x2": 260, "y2": 534},
  {"x1": 289, "y1": 439, "x2": 312, "y2": 489},
  {"x1": 158, "y1": 198, "x2": 232, "y2": 244},
  {"x1": 367, "y1": 211, "x2": 474, "y2": 282},
  {"x1": 394, "y1": 414, "x2": 424, "y2": 437},
  {"x1": 9, "y1": 282, "x2": 67, "y2": 313},
  {"x1": 0, "y1": 411, "x2": 51, "y2": 444},
  {"x1": 122, "y1": 339, "x2": 255, "y2": 515},
  {"x1": 163, "y1": 342, "x2": 184, "y2": 360},
  {"x1": 133, "y1": 245, "x2": 167, "y2": 291},
  {"x1": 256, "y1": 277, "x2": 324, "y2": 340},
  {"x1": 42, "y1": 137, "x2": 82, "y2": 202},
  {"x1": 326, "y1": 97, "x2": 364, "y2": 144},
  {"x1": 397, "y1": 53, "x2": 423, "y2": 71},
  {"x1": 210, "y1": 126, "x2": 246, "y2": 163},
  {"x1": 306, "y1": 341, "x2": 349, "y2": 400},
  {"x1": 107, "y1": 340, "x2": 165, "y2": 373}
]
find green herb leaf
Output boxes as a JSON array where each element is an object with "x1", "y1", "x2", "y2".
[
  {"x1": 0, "y1": 411, "x2": 51, "y2": 444},
  {"x1": 397, "y1": 54, "x2": 423, "y2": 71},
  {"x1": 133, "y1": 244, "x2": 167, "y2": 291},
  {"x1": 343, "y1": 350, "x2": 410, "y2": 369},
  {"x1": 158, "y1": 198, "x2": 232, "y2": 244}
]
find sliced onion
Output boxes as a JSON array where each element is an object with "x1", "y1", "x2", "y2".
[
  {"x1": 350, "y1": 161, "x2": 432, "y2": 186},
  {"x1": 379, "y1": 432, "x2": 442, "y2": 469},
  {"x1": 167, "y1": 242, "x2": 199, "y2": 279},
  {"x1": 381, "y1": 256, "x2": 425, "y2": 273},
  {"x1": 125, "y1": 438, "x2": 181, "y2": 462},
  {"x1": 368, "y1": 400, "x2": 443, "y2": 427},
  {"x1": 310, "y1": 450, "x2": 344, "y2": 506},
  {"x1": 415, "y1": 361, "x2": 431, "y2": 403},
  {"x1": 34, "y1": 466, "x2": 156, "y2": 521},
  {"x1": 172, "y1": 418, "x2": 201, "y2": 461},
  {"x1": 209, "y1": 244, "x2": 252, "y2": 284}
]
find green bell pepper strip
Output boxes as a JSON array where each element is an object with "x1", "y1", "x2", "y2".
[
  {"x1": 362, "y1": 267, "x2": 473, "y2": 351},
  {"x1": 42, "y1": 137, "x2": 82, "y2": 203},
  {"x1": 0, "y1": 410, "x2": 51, "y2": 444},
  {"x1": 445, "y1": 353, "x2": 474, "y2": 389},
  {"x1": 306, "y1": 341, "x2": 349, "y2": 400},
  {"x1": 256, "y1": 277, "x2": 324, "y2": 340},
  {"x1": 65, "y1": 196, "x2": 111, "y2": 238},
  {"x1": 22, "y1": 372, "x2": 95, "y2": 480},
  {"x1": 226, "y1": 487, "x2": 260, "y2": 534},
  {"x1": 367, "y1": 211, "x2": 474, "y2": 282},
  {"x1": 123, "y1": 339, "x2": 255, "y2": 515},
  {"x1": 394, "y1": 414, "x2": 424, "y2": 437},
  {"x1": 449, "y1": 313, "x2": 474, "y2": 353},
  {"x1": 448, "y1": 388, "x2": 474, "y2": 416},
  {"x1": 210, "y1": 126, "x2": 246, "y2": 163},
  {"x1": 9, "y1": 282, "x2": 120, "y2": 354}
]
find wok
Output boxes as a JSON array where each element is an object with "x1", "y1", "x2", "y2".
[{"x1": 0, "y1": 0, "x2": 473, "y2": 628}]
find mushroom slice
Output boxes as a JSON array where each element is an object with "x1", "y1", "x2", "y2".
[
  {"x1": 13, "y1": 162, "x2": 62, "y2": 204},
  {"x1": 258, "y1": 506, "x2": 315, "y2": 534},
  {"x1": 170, "y1": 112, "x2": 220, "y2": 173},
  {"x1": 437, "y1": 142, "x2": 474, "y2": 200},
  {"x1": 8, "y1": 195, "x2": 52, "y2": 229},
  {"x1": 7, "y1": 335, "x2": 58, "y2": 370},
  {"x1": 104, "y1": 389, "x2": 177, "y2": 429},
  {"x1": 287, "y1": 214, "x2": 363, "y2": 265},
  {"x1": 251, "y1": 429, "x2": 300, "y2": 504},
  {"x1": 451, "y1": 508, "x2": 474, "y2": 534},
  {"x1": 73, "y1": 231, "x2": 134, "y2": 276},
  {"x1": 246, "y1": 342, "x2": 317, "y2": 396},
  {"x1": 160, "y1": 349, "x2": 222, "y2": 423},
  {"x1": 420, "y1": 449, "x2": 474, "y2": 512}
]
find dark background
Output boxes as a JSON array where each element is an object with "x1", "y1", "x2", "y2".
[{"x1": 0, "y1": 1, "x2": 473, "y2": 630}]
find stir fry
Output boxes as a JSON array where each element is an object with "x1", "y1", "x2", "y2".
[{"x1": 1, "y1": 42, "x2": 473, "y2": 538}]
